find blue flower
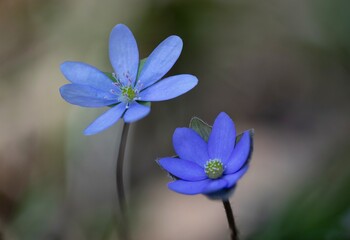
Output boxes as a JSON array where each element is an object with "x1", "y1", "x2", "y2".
[
  {"x1": 158, "y1": 112, "x2": 253, "y2": 199},
  {"x1": 59, "y1": 24, "x2": 198, "y2": 135}
]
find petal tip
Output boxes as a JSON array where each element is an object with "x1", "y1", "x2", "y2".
[
  {"x1": 169, "y1": 35, "x2": 183, "y2": 45},
  {"x1": 59, "y1": 85, "x2": 66, "y2": 96},
  {"x1": 83, "y1": 127, "x2": 97, "y2": 136},
  {"x1": 189, "y1": 75, "x2": 199, "y2": 87},
  {"x1": 60, "y1": 61, "x2": 72, "y2": 74},
  {"x1": 83, "y1": 130, "x2": 94, "y2": 136},
  {"x1": 217, "y1": 112, "x2": 231, "y2": 121},
  {"x1": 173, "y1": 127, "x2": 189, "y2": 138},
  {"x1": 114, "y1": 23, "x2": 129, "y2": 30},
  {"x1": 110, "y1": 23, "x2": 133, "y2": 37},
  {"x1": 215, "y1": 112, "x2": 236, "y2": 130}
]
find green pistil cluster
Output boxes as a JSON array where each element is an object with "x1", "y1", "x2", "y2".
[
  {"x1": 204, "y1": 159, "x2": 224, "y2": 179},
  {"x1": 121, "y1": 86, "x2": 136, "y2": 101}
]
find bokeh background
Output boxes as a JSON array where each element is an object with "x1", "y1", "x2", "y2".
[{"x1": 1, "y1": 0, "x2": 350, "y2": 239}]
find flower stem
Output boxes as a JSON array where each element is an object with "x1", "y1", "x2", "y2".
[
  {"x1": 116, "y1": 123, "x2": 130, "y2": 240},
  {"x1": 222, "y1": 200, "x2": 239, "y2": 240}
]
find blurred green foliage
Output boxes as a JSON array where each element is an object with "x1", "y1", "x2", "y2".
[
  {"x1": 249, "y1": 142, "x2": 350, "y2": 240},
  {"x1": 10, "y1": 188, "x2": 59, "y2": 239}
]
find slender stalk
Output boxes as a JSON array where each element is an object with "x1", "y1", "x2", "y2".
[
  {"x1": 222, "y1": 200, "x2": 239, "y2": 240},
  {"x1": 116, "y1": 123, "x2": 130, "y2": 240}
]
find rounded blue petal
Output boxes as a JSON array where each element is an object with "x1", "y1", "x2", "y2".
[
  {"x1": 158, "y1": 157, "x2": 207, "y2": 181},
  {"x1": 109, "y1": 24, "x2": 139, "y2": 85},
  {"x1": 138, "y1": 35, "x2": 183, "y2": 89},
  {"x1": 60, "y1": 61, "x2": 117, "y2": 93},
  {"x1": 138, "y1": 74, "x2": 198, "y2": 101},
  {"x1": 60, "y1": 84, "x2": 119, "y2": 107},
  {"x1": 223, "y1": 165, "x2": 249, "y2": 188},
  {"x1": 208, "y1": 112, "x2": 236, "y2": 164},
  {"x1": 172, "y1": 128, "x2": 209, "y2": 166},
  {"x1": 202, "y1": 179, "x2": 228, "y2": 194},
  {"x1": 123, "y1": 101, "x2": 150, "y2": 123},
  {"x1": 84, "y1": 103, "x2": 126, "y2": 135},
  {"x1": 168, "y1": 179, "x2": 211, "y2": 195},
  {"x1": 224, "y1": 131, "x2": 252, "y2": 174}
]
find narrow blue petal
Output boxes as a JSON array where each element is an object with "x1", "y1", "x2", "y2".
[
  {"x1": 84, "y1": 103, "x2": 126, "y2": 135},
  {"x1": 158, "y1": 157, "x2": 206, "y2": 181},
  {"x1": 123, "y1": 101, "x2": 150, "y2": 123},
  {"x1": 138, "y1": 35, "x2": 183, "y2": 89},
  {"x1": 202, "y1": 179, "x2": 228, "y2": 194},
  {"x1": 223, "y1": 165, "x2": 249, "y2": 188},
  {"x1": 139, "y1": 74, "x2": 198, "y2": 101},
  {"x1": 60, "y1": 61, "x2": 117, "y2": 92},
  {"x1": 208, "y1": 112, "x2": 236, "y2": 163},
  {"x1": 60, "y1": 84, "x2": 118, "y2": 107},
  {"x1": 168, "y1": 179, "x2": 210, "y2": 195},
  {"x1": 109, "y1": 24, "x2": 139, "y2": 85},
  {"x1": 173, "y1": 128, "x2": 209, "y2": 166},
  {"x1": 224, "y1": 131, "x2": 252, "y2": 174}
]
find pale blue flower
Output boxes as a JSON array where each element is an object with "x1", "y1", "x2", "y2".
[{"x1": 60, "y1": 24, "x2": 198, "y2": 135}]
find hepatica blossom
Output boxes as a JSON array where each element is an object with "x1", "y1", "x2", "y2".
[
  {"x1": 158, "y1": 112, "x2": 253, "y2": 199},
  {"x1": 60, "y1": 24, "x2": 198, "y2": 135}
]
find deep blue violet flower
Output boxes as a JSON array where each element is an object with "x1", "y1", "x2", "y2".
[
  {"x1": 158, "y1": 112, "x2": 253, "y2": 199},
  {"x1": 60, "y1": 24, "x2": 198, "y2": 135}
]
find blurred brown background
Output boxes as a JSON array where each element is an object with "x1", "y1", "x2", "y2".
[{"x1": 0, "y1": 0, "x2": 350, "y2": 239}]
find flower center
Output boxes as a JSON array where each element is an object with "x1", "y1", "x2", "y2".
[
  {"x1": 204, "y1": 159, "x2": 224, "y2": 179},
  {"x1": 110, "y1": 72, "x2": 140, "y2": 104},
  {"x1": 121, "y1": 86, "x2": 136, "y2": 100},
  {"x1": 118, "y1": 86, "x2": 138, "y2": 103}
]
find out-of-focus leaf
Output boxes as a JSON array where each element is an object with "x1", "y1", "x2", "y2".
[
  {"x1": 138, "y1": 101, "x2": 151, "y2": 107},
  {"x1": 137, "y1": 58, "x2": 147, "y2": 79},
  {"x1": 189, "y1": 117, "x2": 212, "y2": 142}
]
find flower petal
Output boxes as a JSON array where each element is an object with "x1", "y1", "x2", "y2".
[
  {"x1": 158, "y1": 157, "x2": 206, "y2": 181},
  {"x1": 60, "y1": 84, "x2": 118, "y2": 107},
  {"x1": 139, "y1": 74, "x2": 198, "y2": 101},
  {"x1": 202, "y1": 179, "x2": 228, "y2": 194},
  {"x1": 168, "y1": 179, "x2": 210, "y2": 195},
  {"x1": 173, "y1": 128, "x2": 209, "y2": 166},
  {"x1": 138, "y1": 35, "x2": 183, "y2": 89},
  {"x1": 84, "y1": 103, "x2": 126, "y2": 135},
  {"x1": 123, "y1": 101, "x2": 150, "y2": 123},
  {"x1": 109, "y1": 24, "x2": 139, "y2": 85},
  {"x1": 223, "y1": 165, "x2": 249, "y2": 188},
  {"x1": 60, "y1": 61, "x2": 117, "y2": 92},
  {"x1": 224, "y1": 131, "x2": 252, "y2": 174},
  {"x1": 208, "y1": 112, "x2": 236, "y2": 163}
]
